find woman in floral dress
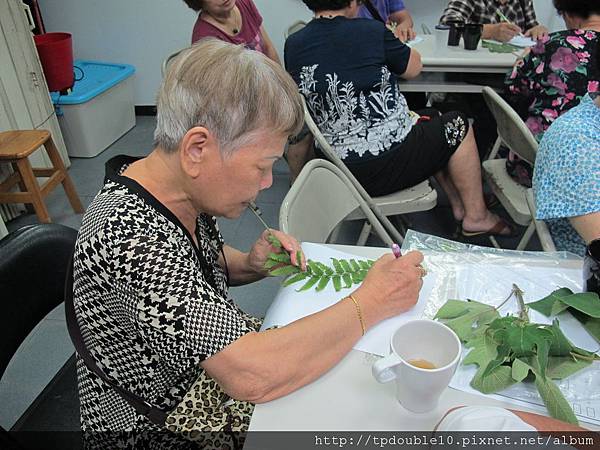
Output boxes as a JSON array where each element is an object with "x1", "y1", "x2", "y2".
[{"x1": 504, "y1": 0, "x2": 600, "y2": 186}]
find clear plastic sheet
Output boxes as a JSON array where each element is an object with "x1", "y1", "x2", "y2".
[
  {"x1": 400, "y1": 230, "x2": 583, "y2": 320},
  {"x1": 400, "y1": 231, "x2": 600, "y2": 426}
]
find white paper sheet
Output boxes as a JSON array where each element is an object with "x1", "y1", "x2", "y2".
[
  {"x1": 509, "y1": 35, "x2": 537, "y2": 47},
  {"x1": 449, "y1": 263, "x2": 600, "y2": 426},
  {"x1": 261, "y1": 242, "x2": 436, "y2": 356},
  {"x1": 405, "y1": 35, "x2": 424, "y2": 48}
]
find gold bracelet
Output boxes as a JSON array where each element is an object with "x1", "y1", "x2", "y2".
[{"x1": 348, "y1": 294, "x2": 365, "y2": 336}]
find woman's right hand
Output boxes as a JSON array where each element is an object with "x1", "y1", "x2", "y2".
[{"x1": 353, "y1": 251, "x2": 424, "y2": 328}]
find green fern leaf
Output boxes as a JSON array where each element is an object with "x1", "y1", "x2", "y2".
[
  {"x1": 332, "y1": 275, "x2": 342, "y2": 292},
  {"x1": 297, "y1": 276, "x2": 320, "y2": 292},
  {"x1": 315, "y1": 275, "x2": 331, "y2": 292},
  {"x1": 282, "y1": 271, "x2": 310, "y2": 287},
  {"x1": 342, "y1": 272, "x2": 353, "y2": 288}
]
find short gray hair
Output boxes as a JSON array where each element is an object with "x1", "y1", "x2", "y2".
[{"x1": 154, "y1": 39, "x2": 304, "y2": 154}]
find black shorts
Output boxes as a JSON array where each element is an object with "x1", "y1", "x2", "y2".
[{"x1": 345, "y1": 110, "x2": 470, "y2": 197}]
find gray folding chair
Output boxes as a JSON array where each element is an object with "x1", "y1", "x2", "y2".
[
  {"x1": 285, "y1": 20, "x2": 307, "y2": 39},
  {"x1": 525, "y1": 188, "x2": 556, "y2": 252},
  {"x1": 280, "y1": 159, "x2": 393, "y2": 245},
  {"x1": 301, "y1": 96, "x2": 437, "y2": 245},
  {"x1": 482, "y1": 86, "x2": 539, "y2": 250}
]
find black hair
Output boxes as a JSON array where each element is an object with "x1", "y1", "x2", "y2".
[
  {"x1": 553, "y1": 0, "x2": 600, "y2": 19},
  {"x1": 301, "y1": 0, "x2": 353, "y2": 12},
  {"x1": 182, "y1": 0, "x2": 202, "y2": 12}
]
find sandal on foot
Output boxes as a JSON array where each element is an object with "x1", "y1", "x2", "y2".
[{"x1": 461, "y1": 218, "x2": 516, "y2": 238}]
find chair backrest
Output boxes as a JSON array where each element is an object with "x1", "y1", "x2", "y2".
[
  {"x1": 280, "y1": 159, "x2": 393, "y2": 245},
  {"x1": 482, "y1": 86, "x2": 538, "y2": 165},
  {"x1": 161, "y1": 48, "x2": 185, "y2": 78},
  {"x1": 526, "y1": 188, "x2": 556, "y2": 252},
  {"x1": 0, "y1": 224, "x2": 78, "y2": 381},
  {"x1": 285, "y1": 20, "x2": 307, "y2": 39},
  {"x1": 300, "y1": 96, "x2": 404, "y2": 243}
]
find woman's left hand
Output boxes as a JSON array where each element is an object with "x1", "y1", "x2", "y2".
[{"x1": 248, "y1": 229, "x2": 306, "y2": 276}]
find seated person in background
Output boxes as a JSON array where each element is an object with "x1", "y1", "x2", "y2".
[
  {"x1": 440, "y1": 0, "x2": 548, "y2": 43},
  {"x1": 286, "y1": 0, "x2": 514, "y2": 237},
  {"x1": 358, "y1": 0, "x2": 416, "y2": 42},
  {"x1": 183, "y1": 0, "x2": 280, "y2": 63},
  {"x1": 504, "y1": 0, "x2": 599, "y2": 186},
  {"x1": 533, "y1": 82, "x2": 600, "y2": 256}
]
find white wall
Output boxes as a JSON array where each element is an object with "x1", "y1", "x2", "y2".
[{"x1": 39, "y1": 0, "x2": 560, "y2": 106}]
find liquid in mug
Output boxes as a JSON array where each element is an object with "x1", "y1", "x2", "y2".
[{"x1": 407, "y1": 358, "x2": 437, "y2": 369}]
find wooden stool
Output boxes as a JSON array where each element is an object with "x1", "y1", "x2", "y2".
[{"x1": 0, "y1": 130, "x2": 84, "y2": 223}]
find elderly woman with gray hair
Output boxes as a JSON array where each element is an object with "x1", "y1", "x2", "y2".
[{"x1": 72, "y1": 39, "x2": 424, "y2": 448}]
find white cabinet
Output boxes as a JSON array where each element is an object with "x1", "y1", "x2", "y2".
[{"x1": 0, "y1": 0, "x2": 70, "y2": 236}]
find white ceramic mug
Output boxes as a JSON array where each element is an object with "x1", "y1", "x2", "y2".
[{"x1": 372, "y1": 319, "x2": 461, "y2": 413}]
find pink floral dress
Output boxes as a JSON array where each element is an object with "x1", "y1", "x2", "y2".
[{"x1": 503, "y1": 29, "x2": 599, "y2": 186}]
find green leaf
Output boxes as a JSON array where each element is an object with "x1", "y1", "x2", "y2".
[
  {"x1": 342, "y1": 273, "x2": 353, "y2": 288},
  {"x1": 358, "y1": 260, "x2": 370, "y2": 270},
  {"x1": 570, "y1": 309, "x2": 600, "y2": 343},
  {"x1": 296, "y1": 276, "x2": 320, "y2": 292},
  {"x1": 535, "y1": 376, "x2": 578, "y2": 425},
  {"x1": 264, "y1": 259, "x2": 281, "y2": 269},
  {"x1": 332, "y1": 275, "x2": 342, "y2": 292},
  {"x1": 269, "y1": 264, "x2": 301, "y2": 277},
  {"x1": 331, "y1": 258, "x2": 344, "y2": 274},
  {"x1": 558, "y1": 292, "x2": 600, "y2": 318},
  {"x1": 267, "y1": 234, "x2": 282, "y2": 248},
  {"x1": 471, "y1": 365, "x2": 516, "y2": 394},
  {"x1": 535, "y1": 338, "x2": 550, "y2": 379},
  {"x1": 315, "y1": 275, "x2": 330, "y2": 292},
  {"x1": 296, "y1": 250, "x2": 303, "y2": 266},
  {"x1": 349, "y1": 259, "x2": 361, "y2": 271},
  {"x1": 442, "y1": 302, "x2": 499, "y2": 342},
  {"x1": 351, "y1": 271, "x2": 362, "y2": 284},
  {"x1": 547, "y1": 320, "x2": 574, "y2": 356},
  {"x1": 307, "y1": 261, "x2": 323, "y2": 277},
  {"x1": 339, "y1": 259, "x2": 352, "y2": 272},
  {"x1": 481, "y1": 343, "x2": 511, "y2": 378},
  {"x1": 315, "y1": 261, "x2": 334, "y2": 276},
  {"x1": 575, "y1": 65, "x2": 588, "y2": 75},
  {"x1": 546, "y1": 356, "x2": 592, "y2": 379},
  {"x1": 512, "y1": 358, "x2": 530, "y2": 382},
  {"x1": 434, "y1": 300, "x2": 470, "y2": 320},
  {"x1": 482, "y1": 40, "x2": 521, "y2": 53},
  {"x1": 268, "y1": 252, "x2": 291, "y2": 264},
  {"x1": 282, "y1": 271, "x2": 310, "y2": 287},
  {"x1": 463, "y1": 333, "x2": 498, "y2": 367},
  {"x1": 506, "y1": 324, "x2": 553, "y2": 357},
  {"x1": 527, "y1": 287, "x2": 573, "y2": 317}
]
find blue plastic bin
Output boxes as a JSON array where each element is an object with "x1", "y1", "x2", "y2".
[{"x1": 51, "y1": 60, "x2": 136, "y2": 158}]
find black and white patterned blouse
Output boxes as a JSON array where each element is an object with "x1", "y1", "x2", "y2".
[{"x1": 73, "y1": 155, "x2": 256, "y2": 447}]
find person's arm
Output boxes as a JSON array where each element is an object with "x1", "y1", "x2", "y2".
[
  {"x1": 570, "y1": 212, "x2": 600, "y2": 245},
  {"x1": 383, "y1": 26, "x2": 422, "y2": 79},
  {"x1": 260, "y1": 25, "x2": 281, "y2": 64},
  {"x1": 389, "y1": 10, "x2": 415, "y2": 42},
  {"x1": 218, "y1": 229, "x2": 304, "y2": 286},
  {"x1": 400, "y1": 49, "x2": 422, "y2": 79},
  {"x1": 202, "y1": 251, "x2": 424, "y2": 403}
]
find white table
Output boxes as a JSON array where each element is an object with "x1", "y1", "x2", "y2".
[
  {"x1": 399, "y1": 35, "x2": 520, "y2": 94},
  {"x1": 249, "y1": 244, "x2": 599, "y2": 432}
]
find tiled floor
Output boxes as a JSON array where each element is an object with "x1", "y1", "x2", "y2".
[{"x1": 0, "y1": 115, "x2": 540, "y2": 431}]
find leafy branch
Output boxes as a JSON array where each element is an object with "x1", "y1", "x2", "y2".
[
  {"x1": 434, "y1": 286, "x2": 600, "y2": 425},
  {"x1": 264, "y1": 235, "x2": 374, "y2": 293}
]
